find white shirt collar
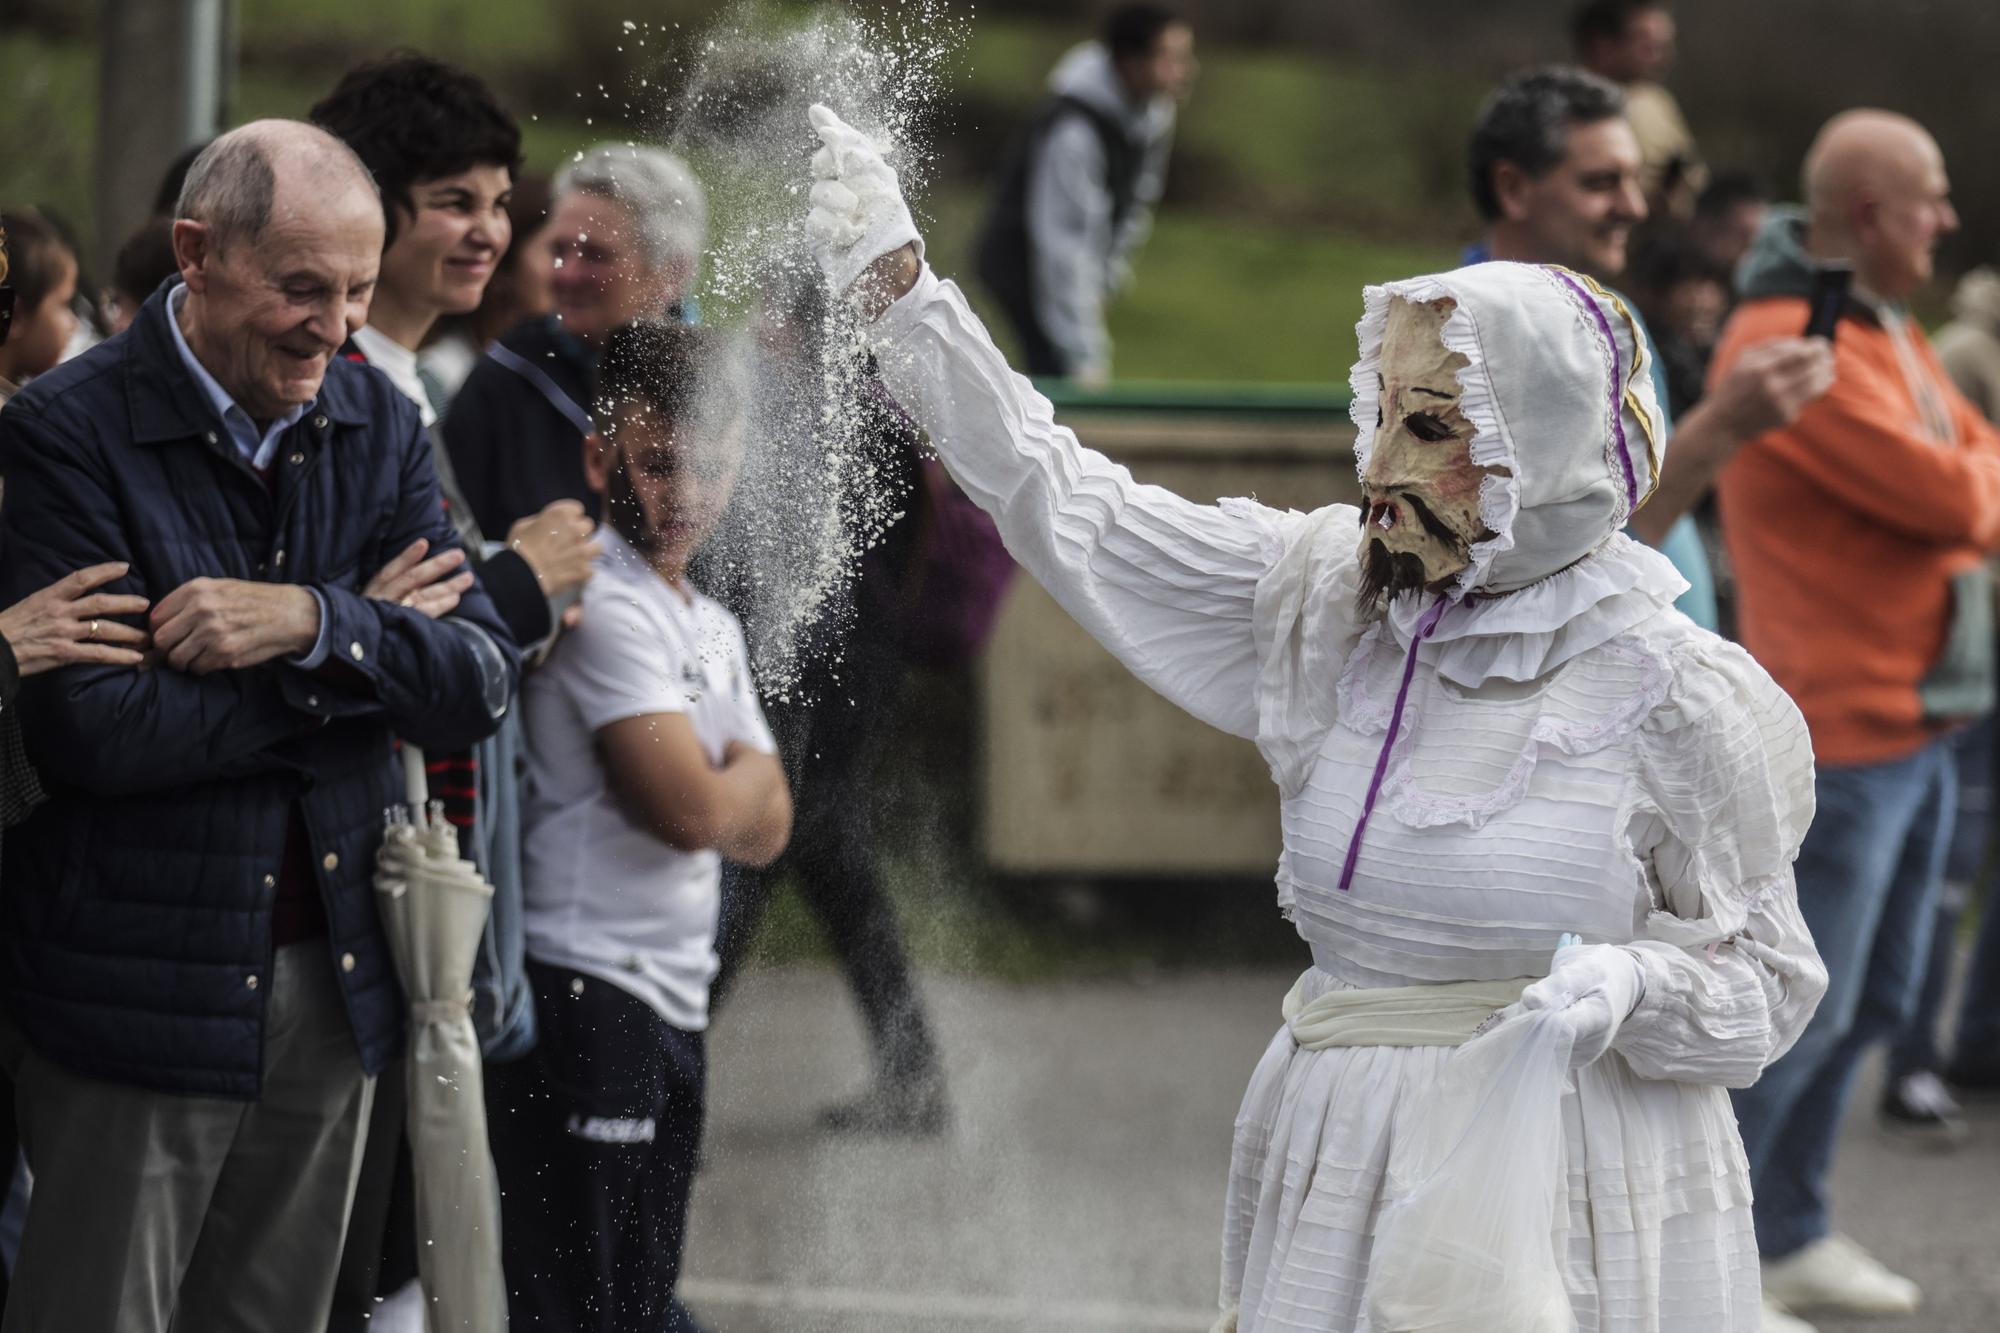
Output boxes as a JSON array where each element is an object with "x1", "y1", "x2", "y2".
[
  {"x1": 350, "y1": 323, "x2": 437, "y2": 427},
  {"x1": 165, "y1": 283, "x2": 313, "y2": 469}
]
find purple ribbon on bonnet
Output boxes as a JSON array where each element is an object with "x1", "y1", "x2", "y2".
[{"x1": 1549, "y1": 267, "x2": 1641, "y2": 514}]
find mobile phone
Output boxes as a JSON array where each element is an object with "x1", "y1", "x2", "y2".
[{"x1": 1804, "y1": 262, "x2": 1853, "y2": 342}]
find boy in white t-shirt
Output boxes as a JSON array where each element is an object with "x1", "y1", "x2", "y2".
[{"x1": 487, "y1": 320, "x2": 791, "y2": 1330}]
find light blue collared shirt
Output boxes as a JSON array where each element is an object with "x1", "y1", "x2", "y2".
[
  {"x1": 166, "y1": 284, "x2": 314, "y2": 469},
  {"x1": 165, "y1": 283, "x2": 331, "y2": 666}
]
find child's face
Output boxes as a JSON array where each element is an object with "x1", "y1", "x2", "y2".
[
  {"x1": 8, "y1": 250, "x2": 79, "y2": 379},
  {"x1": 600, "y1": 406, "x2": 742, "y2": 573}
]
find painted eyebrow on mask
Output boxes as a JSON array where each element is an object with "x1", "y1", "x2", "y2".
[{"x1": 1409, "y1": 386, "x2": 1458, "y2": 400}]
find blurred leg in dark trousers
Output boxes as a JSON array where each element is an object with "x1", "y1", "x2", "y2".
[
  {"x1": 1945, "y1": 890, "x2": 2000, "y2": 1086},
  {"x1": 711, "y1": 643, "x2": 946, "y2": 1133},
  {"x1": 326, "y1": 1062, "x2": 407, "y2": 1331}
]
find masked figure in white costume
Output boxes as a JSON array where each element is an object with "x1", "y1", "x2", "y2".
[{"x1": 801, "y1": 106, "x2": 1828, "y2": 1333}]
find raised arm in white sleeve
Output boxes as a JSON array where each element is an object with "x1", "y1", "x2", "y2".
[
  {"x1": 866, "y1": 265, "x2": 1284, "y2": 741},
  {"x1": 804, "y1": 102, "x2": 1310, "y2": 741}
]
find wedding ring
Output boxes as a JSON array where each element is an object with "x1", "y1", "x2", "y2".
[
  {"x1": 86, "y1": 620, "x2": 99, "y2": 641},
  {"x1": 399, "y1": 595, "x2": 414, "y2": 608}
]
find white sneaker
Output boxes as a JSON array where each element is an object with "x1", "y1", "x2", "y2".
[
  {"x1": 1759, "y1": 1295, "x2": 1818, "y2": 1333},
  {"x1": 1762, "y1": 1234, "x2": 1921, "y2": 1316}
]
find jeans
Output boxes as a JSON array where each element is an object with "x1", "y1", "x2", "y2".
[
  {"x1": 710, "y1": 640, "x2": 941, "y2": 1095},
  {"x1": 1889, "y1": 716, "x2": 1994, "y2": 1079},
  {"x1": 1731, "y1": 738, "x2": 1954, "y2": 1260}
]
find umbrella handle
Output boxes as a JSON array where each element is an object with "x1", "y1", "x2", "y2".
[{"x1": 401, "y1": 743, "x2": 429, "y2": 812}]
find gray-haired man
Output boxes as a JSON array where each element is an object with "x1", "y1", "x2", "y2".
[
  {"x1": 444, "y1": 143, "x2": 709, "y2": 536},
  {"x1": 0, "y1": 119, "x2": 516, "y2": 1330}
]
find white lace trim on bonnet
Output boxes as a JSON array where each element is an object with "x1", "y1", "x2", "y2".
[{"x1": 1349, "y1": 271, "x2": 1519, "y2": 599}]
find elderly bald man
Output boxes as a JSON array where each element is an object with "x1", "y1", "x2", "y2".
[
  {"x1": 1713, "y1": 109, "x2": 2000, "y2": 1332},
  {"x1": 0, "y1": 119, "x2": 517, "y2": 1330}
]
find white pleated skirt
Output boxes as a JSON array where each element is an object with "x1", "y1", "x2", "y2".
[{"x1": 1221, "y1": 1019, "x2": 1761, "y2": 1332}]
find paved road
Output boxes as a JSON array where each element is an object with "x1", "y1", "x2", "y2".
[{"x1": 683, "y1": 964, "x2": 2000, "y2": 1333}]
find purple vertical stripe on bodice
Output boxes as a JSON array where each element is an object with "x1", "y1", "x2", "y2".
[{"x1": 1337, "y1": 595, "x2": 1449, "y2": 892}]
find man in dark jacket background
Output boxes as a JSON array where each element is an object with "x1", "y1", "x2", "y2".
[{"x1": 0, "y1": 119, "x2": 517, "y2": 1331}]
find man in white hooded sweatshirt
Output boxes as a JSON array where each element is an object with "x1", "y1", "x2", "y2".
[
  {"x1": 806, "y1": 104, "x2": 1829, "y2": 1333},
  {"x1": 975, "y1": 5, "x2": 1194, "y2": 383}
]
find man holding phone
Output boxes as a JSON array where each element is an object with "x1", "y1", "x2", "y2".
[{"x1": 1714, "y1": 109, "x2": 2000, "y2": 1332}]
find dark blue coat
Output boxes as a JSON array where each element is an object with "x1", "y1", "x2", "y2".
[{"x1": 0, "y1": 285, "x2": 520, "y2": 1099}]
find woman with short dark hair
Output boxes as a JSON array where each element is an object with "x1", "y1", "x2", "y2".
[{"x1": 312, "y1": 52, "x2": 599, "y2": 1333}]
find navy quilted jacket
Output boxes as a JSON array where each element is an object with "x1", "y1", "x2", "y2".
[{"x1": 0, "y1": 285, "x2": 520, "y2": 1099}]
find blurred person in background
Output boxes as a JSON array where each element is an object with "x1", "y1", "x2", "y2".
[
  {"x1": 975, "y1": 3, "x2": 1194, "y2": 384},
  {"x1": 1572, "y1": 0, "x2": 1706, "y2": 221},
  {"x1": 31, "y1": 209, "x2": 106, "y2": 364},
  {"x1": 489, "y1": 321, "x2": 789, "y2": 1332},
  {"x1": 85, "y1": 146, "x2": 222, "y2": 341},
  {"x1": 105, "y1": 217, "x2": 180, "y2": 335},
  {"x1": 705, "y1": 275, "x2": 1013, "y2": 1135},
  {"x1": 1628, "y1": 229, "x2": 1732, "y2": 417},
  {"x1": 1934, "y1": 265, "x2": 2000, "y2": 418},
  {"x1": 311, "y1": 53, "x2": 599, "y2": 1333},
  {"x1": 1465, "y1": 66, "x2": 1830, "y2": 635},
  {"x1": 0, "y1": 119, "x2": 517, "y2": 1332},
  {"x1": 1714, "y1": 109, "x2": 1999, "y2": 1332},
  {"x1": 421, "y1": 173, "x2": 556, "y2": 411},
  {"x1": 1873, "y1": 263, "x2": 2000, "y2": 1146},
  {"x1": 1693, "y1": 171, "x2": 1774, "y2": 284},
  {"x1": 0, "y1": 210, "x2": 78, "y2": 408},
  {"x1": 445, "y1": 143, "x2": 707, "y2": 536},
  {"x1": 151, "y1": 141, "x2": 210, "y2": 220}
]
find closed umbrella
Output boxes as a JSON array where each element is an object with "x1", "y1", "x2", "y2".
[{"x1": 375, "y1": 743, "x2": 508, "y2": 1330}]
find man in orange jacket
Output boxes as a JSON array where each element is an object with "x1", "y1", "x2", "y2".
[{"x1": 1714, "y1": 109, "x2": 2000, "y2": 1332}]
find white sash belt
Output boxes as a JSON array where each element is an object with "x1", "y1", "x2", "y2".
[{"x1": 1281, "y1": 972, "x2": 1531, "y2": 1050}]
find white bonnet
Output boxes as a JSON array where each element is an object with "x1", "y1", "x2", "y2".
[{"x1": 1349, "y1": 261, "x2": 1667, "y2": 597}]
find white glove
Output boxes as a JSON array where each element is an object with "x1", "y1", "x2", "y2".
[
  {"x1": 805, "y1": 102, "x2": 923, "y2": 295},
  {"x1": 1517, "y1": 934, "x2": 1646, "y2": 1067}
]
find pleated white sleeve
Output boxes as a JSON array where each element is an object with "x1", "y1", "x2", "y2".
[
  {"x1": 1614, "y1": 638, "x2": 1830, "y2": 1088},
  {"x1": 869, "y1": 265, "x2": 1298, "y2": 741}
]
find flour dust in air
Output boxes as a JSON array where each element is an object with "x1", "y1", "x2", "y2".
[{"x1": 604, "y1": 2, "x2": 967, "y2": 703}]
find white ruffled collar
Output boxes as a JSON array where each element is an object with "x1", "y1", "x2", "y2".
[{"x1": 1379, "y1": 532, "x2": 1689, "y2": 688}]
